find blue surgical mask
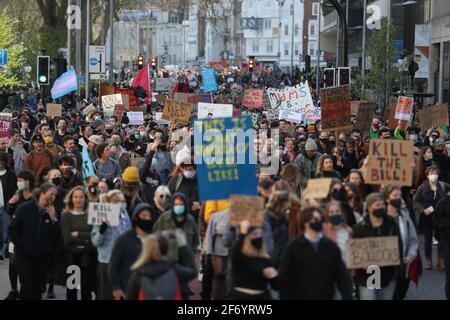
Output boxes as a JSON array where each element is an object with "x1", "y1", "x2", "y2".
[{"x1": 173, "y1": 205, "x2": 185, "y2": 215}]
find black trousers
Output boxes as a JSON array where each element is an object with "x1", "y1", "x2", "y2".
[
  {"x1": 228, "y1": 289, "x2": 272, "y2": 300},
  {"x1": 66, "y1": 251, "x2": 97, "y2": 300},
  {"x1": 201, "y1": 254, "x2": 213, "y2": 300},
  {"x1": 442, "y1": 240, "x2": 450, "y2": 300},
  {"x1": 96, "y1": 262, "x2": 113, "y2": 300},
  {"x1": 15, "y1": 254, "x2": 49, "y2": 300},
  {"x1": 393, "y1": 277, "x2": 410, "y2": 300},
  {"x1": 423, "y1": 226, "x2": 443, "y2": 258}
]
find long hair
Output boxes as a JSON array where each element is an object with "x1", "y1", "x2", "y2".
[
  {"x1": 64, "y1": 186, "x2": 88, "y2": 213},
  {"x1": 99, "y1": 189, "x2": 124, "y2": 204},
  {"x1": 241, "y1": 231, "x2": 270, "y2": 259},
  {"x1": 415, "y1": 147, "x2": 432, "y2": 187},
  {"x1": 344, "y1": 182, "x2": 364, "y2": 214},
  {"x1": 317, "y1": 154, "x2": 333, "y2": 175},
  {"x1": 266, "y1": 191, "x2": 291, "y2": 218},
  {"x1": 131, "y1": 234, "x2": 168, "y2": 270},
  {"x1": 33, "y1": 182, "x2": 57, "y2": 201},
  {"x1": 280, "y1": 164, "x2": 301, "y2": 189}
]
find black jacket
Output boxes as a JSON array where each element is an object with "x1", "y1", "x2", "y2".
[
  {"x1": 279, "y1": 235, "x2": 353, "y2": 300},
  {"x1": 8, "y1": 199, "x2": 62, "y2": 258},
  {"x1": 433, "y1": 194, "x2": 450, "y2": 242},
  {"x1": 0, "y1": 169, "x2": 18, "y2": 205}
]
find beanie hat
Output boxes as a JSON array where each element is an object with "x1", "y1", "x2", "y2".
[
  {"x1": 91, "y1": 119, "x2": 104, "y2": 130},
  {"x1": 304, "y1": 138, "x2": 318, "y2": 151},
  {"x1": 365, "y1": 192, "x2": 385, "y2": 207},
  {"x1": 122, "y1": 166, "x2": 139, "y2": 183}
]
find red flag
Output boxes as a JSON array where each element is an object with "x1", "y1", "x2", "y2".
[{"x1": 131, "y1": 64, "x2": 151, "y2": 104}]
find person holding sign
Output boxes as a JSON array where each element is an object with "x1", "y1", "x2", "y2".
[
  {"x1": 352, "y1": 193, "x2": 402, "y2": 300},
  {"x1": 61, "y1": 186, "x2": 97, "y2": 300}
]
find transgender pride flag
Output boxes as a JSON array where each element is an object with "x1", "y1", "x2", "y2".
[{"x1": 51, "y1": 68, "x2": 78, "y2": 100}]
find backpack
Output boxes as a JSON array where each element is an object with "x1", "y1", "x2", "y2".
[{"x1": 137, "y1": 268, "x2": 182, "y2": 300}]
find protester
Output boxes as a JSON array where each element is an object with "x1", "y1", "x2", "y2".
[
  {"x1": 295, "y1": 138, "x2": 322, "y2": 189},
  {"x1": 317, "y1": 154, "x2": 342, "y2": 180},
  {"x1": 93, "y1": 144, "x2": 122, "y2": 183},
  {"x1": 23, "y1": 135, "x2": 53, "y2": 179}
]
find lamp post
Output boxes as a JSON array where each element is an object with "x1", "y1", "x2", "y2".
[{"x1": 290, "y1": 3, "x2": 295, "y2": 76}]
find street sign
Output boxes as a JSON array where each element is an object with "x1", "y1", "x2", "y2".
[
  {"x1": 89, "y1": 45, "x2": 106, "y2": 74},
  {"x1": 77, "y1": 75, "x2": 85, "y2": 83},
  {"x1": 0, "y1": 49, "x2": 8, "y2": 65}
]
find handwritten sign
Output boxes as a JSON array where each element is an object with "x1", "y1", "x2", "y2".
[
  {"x1": 346, "y1": 236, "x2": 400, "y2": 269},
  {"x1": 355, "y1": 102, "x2": 377, "y2": 132},
  {"x1": 351, "y1": 101, "x2": 366, "y2": 116},
  {"x1": 418, "y1": 104, "x2": 449, "y2": 131},
  {"x1": 115, "y1": 104, "x2": 125, "y2": 123},
  {"x1": 88, "y1": 202, "x2": 121, "y2": 227},
  {"x1": 386, "y1": 101, "x2": 408, "y2": 130},
  {"x1": 202, "y1": 68, "x2": 218, "y2": 93},
  {"x1": 102, "y1": 94, "x2": 123, "y2": 118},
  {"x1": 242, "y1": 89, "x2": 264, "y2": 109},
  {"x1": 395, "y1": 96, "x2": 414, "y2": 121},
  {"x1": 155, "y1": 78, "x2": 174, "y2": 92},
  {"x1": 0, "y1": 113, "x2": 12, "y2": 144},
  {"x1": 127, "y1": 111, "x2": 144, "y2": 125},
  {"x1": 229, "y1": 195, "x2": 265, "y2": 227},
  {"x1": 46, "y1": 103, "x2": 62, "y2": 118},
  {"x1": 303, "y1": 178, "x2": 333, "y2": 200},
  {"x1": 320, "y1": 85, "x2": 352, "y2": 131},
  {"x1": 197, "y1": 102, "x2": 233, "y2": 119},
  {"x1": 162, "y1": 98, "x2": 192, "y2": 124},
  {"x1": 155, "y1": 112, "x2": 170, "y2": 125},
  {"x1": 364, "y1": 139, "x2": 414, "y2": 186},
  {"x1": 279, "y1": 108, "x2": 303, "y2": 123}
]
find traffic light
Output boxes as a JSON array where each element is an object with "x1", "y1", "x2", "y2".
[
  {"x1": 337, "y1": 67, "x2": 351, "y2": 86},
  {"x1": 37, "y1": 55, "x2": 50, "y2": 85},
  {"x1": 248, "y1": 56, "x2": 255, "y2": 72},
  {"x1": 54, "y1": 57, "x2": 67, "y2": 78},
  {"x1": 324, "y1": 68, "x2": 335, "y2": 88},
  {"x1": 137, "y1": 55, "x2": 144, "y2": 70},
  {"x1": 150, "y1": 57, "x2": 157, "y2": 70}
]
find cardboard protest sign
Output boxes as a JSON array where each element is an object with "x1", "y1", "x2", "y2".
[
  {"x1": 351, "y1": 101, "x2": 366, "y2": 116},
  {"x1": 346, "y1": 236, "x2": 401, "y2": 269},
  {"x1": 320, "y1": 85, "x2": 352, "y2": 131},
  {"x1": 102, "y1": 94, "x2": 123, "y2": 117},
  {"x1": 364, "y1": 139, "x2": 414, "y2": 186},
  {"x1": 115, "y1": 104, "x2": 125, "y2": 123},
  {"x1": 155, "y1": 78, "x2": 173, "y2": 92},
  {"x1": 242, "y1": 89, "x2": 264, "y2": 109},
  {"x1": 303, "y1": 178, "x2": 333, "y2": 200},
  {"x1": 0, "y1": 113, "x2": 12, "y2": 144},
  {"x1": 418, "y1": 104, "x2": 449, "y2": 131},
  {"x1": 100, "y1": 83, "x2": 115, "y2": 97},
  {"x1": 386, "y1": 101, "x2": 408, "y2": 130},
  {"x1": 114, "y1": 88, "x2": 139, "y2": 110},
  {"x1": 88, "y1": 202, "x2": 121, "y2": 227},
  {"x1": 129, "y1": 152, "x2": 146, "y2": 169},
  {"x1": 162, "y1": 98, "x2": 192, "y2": 124},
  {"x1": 355, "y1": 102, "x2": 377, "y2": 132},
  {"x1": 395, "y1": 96, "x2": 414, "y2": 121},
  {"x1": 127, "y1": 111, "x2": 144, "y2": 125},
  {"x1": 279, "y1": 108, "x2": 303, "y2": 124},
  {"x1": 202, "y1": 68, "x2": 218, "y2": 93},
  {"x1": 194, "y1": 116, "x2": 258, "y2": 201},
  {"x1": 229, "y1": 195, "x2": 265, "y2": 227},
  {"x1": 197, "y1": 102, "x2": 233, "y2": 119},
  {"x1": 46, "y1": 103, "x2": 62, "y2": 118}
]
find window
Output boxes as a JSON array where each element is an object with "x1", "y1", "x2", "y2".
[
  {"x1": 252, "y1": 39, "x2": 259, "y2": 52},
  {"x1": 309, "y1": 42, "x2": 316, "y2": 56},
  {"x1": 266, "y1": 40, "x2": 273, "y2": 52},
  {"x1": 265, "y1": 19, "x2": 272, "y2": 30},
  {"x1": 170, "y1": 15, "x2": 179, "y2": 24},
  {"x1": 312, "y1": 3, "x2": 320, "y2": 16},
  {"x1": 295, "y1": 25, "x2": 299, "y2": 36},
  {"x1": 309, "y1": 22, "x2": 316, "y2": 37},
  {"x1": 295, "y1": 44, "x2": 299, "y2": 56},
  {"x1": 284, "y1": 44, "x2": 289, "y2": 56},
  {"x1": 284, "y1": 24, "x2": 289, "y2": 36}
]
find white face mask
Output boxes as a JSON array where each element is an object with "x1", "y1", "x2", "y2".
[
  {"x1": 409, "y1": 134, "x2": 418, "y2": 141},
  {"x1": 17, "y1": 181, "x2": 28, "y2": 190},
  {"x1": 428, "y1": 174, "x2": 439, "y2": 183},
  {"x1": 183, "y1": 170, "x2": 196, "y2": 179}
]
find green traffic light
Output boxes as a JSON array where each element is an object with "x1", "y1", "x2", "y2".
[{"x1": 39, "y1": 75, "x2": 47, "y2": 83}]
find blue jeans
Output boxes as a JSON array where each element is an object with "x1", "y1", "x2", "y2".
[
  {"x1": 0, "y1": 208, "x2": 10, "y2": 257},
  {"x1": 359, "y1": 281, "x2": 396, "y2": 300}
]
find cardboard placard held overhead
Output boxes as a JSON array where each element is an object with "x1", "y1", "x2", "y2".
[
  {"x1": 46, "y1": 103, "x2": 62, "y2": 118},
  {"x1": 320, "y1": 85, "x2": 352, "y2": 131},
  {"x1": 354, "y1": 102, "x2": 377, "y2": 132},
  {"x1": 386, "y1": 101, "x2": 408, "y2": 130},
  {"x1": 197, "y1": 102, "x2": 233, "y2": 119},
  {"x1": 88, "y1": 202, "x2": 121, "y2": 227},
  {"x1": 127, "y1": 112, "x2": 144, "y2": 125},
  {"x1": 229, "y1": 195, "x2": 265, "y2": 227},
  {"x1": 121, "y1": 94, "x2": 130, "y2": 110},
  {"x1": 155, "y1": 78, "x2": 174, "y2": 92},
  {"x1": 418, "y1": 104, "x2": 449, "y2": 131},
  {"x1": 364, "y1": 139, "x2": 414, "y2": 186},
  {"x1": 351, "y1": 101, "x2": 366, "y2": 116},
  {"x1": 102, "y1": 94, "x2": 123, "y2": 118},
  {"x1": 162, "y1": 98, "x2": 192, "y2": 124},
  {"x1": 242, "y1": 89, "x2": 264, "y2": 109},
  {"x1": 303, "y1": 178, "x2": 333, "y2": 200},
  {"x1": 115, "y1": 104, "x2": 125, "y2": 123},
  {"x1": 346, "y1": 236, "x2": 401, "y2": 269}
]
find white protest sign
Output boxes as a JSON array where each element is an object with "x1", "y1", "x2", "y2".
[
  {"x1": 88, "y1": 202, "x2": 121, "y2": 227},
  {"x1": 155, "y1": 78, "x2": 174, "y2": 92},
  {"x1": 102, "y1": 94, "x2": 123, "y2": 118},
  {"x1": 128, "y1": 111, "x2": 144, "y2": 125},
  {"x1": 279, "y1": 108, "x2": 303, "y2": 123},
  {"x1": 198, "y1": 102, "x2": 233, "y2": 119},
  {"x1": 155, "y1": 112, "x2": 170, "y2": 125}
]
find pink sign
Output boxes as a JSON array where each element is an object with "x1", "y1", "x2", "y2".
[{"x1": 242, "y1": 89, "x2": 264, "y2": 109}]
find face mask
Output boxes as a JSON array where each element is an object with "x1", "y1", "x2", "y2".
[
  {"x1": 105, "y1": 129, "x2": 113, "y2": 135},
  {"x1": 372, "y1": 208, "x2": 387, "y2": 218},
  {"x1": 372, "y1": 122, "x2": 380, "y2": 129},
  {"x1": 95, "y1": 116, "x2": 101, "y2": 120},
  {"x1": 425, "y1": 152, "x2": 433, "y2": 160},
  {"x1": 436, "y1": 148, "x2": 444, "y2": 154},
  {"x1": 17, "y1": 181, "x2": 28, "y2": 190},
  {"x1": 251, "y1": 237, "x2": 263, "y2": 250},
  {"x1": 409, "y1": 134, "x2": 418, "y2": 141},
  {"x1": 390, "y1": 199, "x2": 402, "y2": 210},
  {"x1": 331, "y1": 189, "x2": 346, "y2": 201},
  {"x1": 110, "y1": 121, "x2": 116, "y2": 126},
  {"x1": 58, "y1": 125, "x2": 66, "y2": 130},
  {"x1": 183, "y1": 170, "x2": 196, "y2": 179},
  {"x1": 173, "y1": 205, "x2": 185, "y2": 215},
  {"x1": 320, "y1": 138, "x2": 328, "y2": 144},
  {"x1": 140, "y1": 131, "x2": 146, "y2": 138},
  {"x1": 89, "y1": 186, "x2": 98, "y2": 194},
  {"x1": 428, "y1": 174, "x2": 439, "y2": 183},
  {"x1": 52, "y1": 177, "x2": 61, "y2": 186},
  {"x1": 259, "y1": 180, "x2": 272, "y2": 190},
  {"x1": 43, "y1": 136, "x2": 53, "y2": 144},
  {"x1": 329, "y1": 215, "x2": 342, "y2": 226},
  {"x1": 310, "y1": 219, "x2": 323, "y2": 232},
  {"x1": 134, "y1": 218, "x2": 154, "y2": 233}
]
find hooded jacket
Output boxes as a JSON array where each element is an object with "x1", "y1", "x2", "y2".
[{"x1": 294, "y1": 149, "x2": 322, "y2": 189}]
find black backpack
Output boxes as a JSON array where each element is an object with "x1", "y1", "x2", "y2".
[{"x1": 139, "y1": 268, "x2": 178, "y2": 300}]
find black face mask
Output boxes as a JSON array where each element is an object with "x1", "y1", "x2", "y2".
[
  {"x1": 105, "y1": 129, "x2": 113, "y2": 135},
  {"x1": 89, "y1": 186, "x2": 98, "y2": 194},
  {"x1": 390, "y1": 199, "x2": 402, "y2": 210},
  {"x1": 331, "y1": 189, "x2": 346, "y2": 202},
  {"x1": 310, "y1": 219, "x2": 323, "y2": 232},
  {"x1": 134, "y1": 218, "x2": 154, "y2": 233},
  {"x1": 251, "y1": 237, "x2": 263, "y2": 250},
  {"x1": 373, "y1": 208, "x2": 387, "y2": 218},
  {"x1": 259, "y1": 180, "x2": 272, "y2": 190},
  {"x1": 320, "y1": 139, "x2": 328, "y2": 144},
  {"x1": 52, "y1": 177, "x2": 61, "y2": 187}
]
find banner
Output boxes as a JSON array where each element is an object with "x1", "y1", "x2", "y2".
[
  {"x1": 88, "y1": 202, "x2": 121, "y2": 227},
  {"x1": 242, "y1": 89, "x2": 264, "y2": 109},
  {"x1": 364, "y1": 139, "x2": 414, "y2": 186},
  {"x1": 0, "y1": 113, "x2": 12, "y2": 144},
  {"x1": 395, "y1": 96, "x2": 414, "y2": 121},
  {"x1": 155, "y1": 78, "x2": 174, "y2": 92},
  {"x1": 320, "y1": 85, "x2": 352, "y2": 131},
  {"x1": 194, "y1": 116, "x2": 257, "y2": 201},
  {"x1": 418, "y1": 104, "x2": 449, "y2": 131},
  {"x1": 162, "y1": 98, "x2": 192, "y2": 124},
  {"x1": 202, "y1": 68, "x2": 218, "y2": 93},
  {"x1": 229, "y1": 195, "x2": 265, "y2": 227},
  {"x1": 197, "y1": 103, "x2": 233, "y2": 119},
  {"x1": 46, "y1": 103, "x2": 62, "y2": 118},
  {"x1": 414, "y1": 24, "x2": 430, "y2": 79},
  {"x1": 354, "y1": 102, "x2": 377, "y2": 132},
  {"x1": 128, "y1": 111, "x2": 144, "y2": 125},
  {"x1": 102, "y1": 94, "x2": 123, "y2": 118},
  {"x1": 346, "y1": 236, "x2": 401, "y2": 269}
]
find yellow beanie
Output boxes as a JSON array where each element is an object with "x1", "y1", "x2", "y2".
[{"x1": 123, "y1": 166, "x2": 140, "y2": 183}]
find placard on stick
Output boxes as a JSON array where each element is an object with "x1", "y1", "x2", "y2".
[
  {"x1": 88, "y1": 202, "x2": 120, "y2": 227},
  {"x1": 46, "y1": 104, "x2": 62, "y2": 118},
  {"x1": 320, "y1": 85, "x2": 352, "y2": 131},
  {"x1": 162, "y1": 98, "x2": 192, "y2": 124},
  {"x1": 418, "y1": 104, "x2": 449, "y2": 131},
  {"x1": 229, "y1": 195, "x2": 265, "y2": 227},
  {"x1": 364, "y1": 139, "x2": 414, "y2": 186},
  {"x1": 303, "y1": 178, "x2": 333, "y2": 200},
  {"x1": 346, "y1": 236, "x2": 401, "y2": 269}
]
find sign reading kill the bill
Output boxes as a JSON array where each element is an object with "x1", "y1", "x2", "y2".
[
  {"x1": 346, "y1": 236, "x2": 401, "y2": 269},
  {"x1": 162, "y1": 98, "x2": 192, "y2": 124},
  {"x1": 418, "y1": 104, "x2": 449, "y2": 131},
  {"x1": 229, "y1": 195, "x2": 265, "y2": 227},
  {"x1": 364, "y1": 139, "x2": 414, "y2": 186},
  {"x1": 320, "y1": 85, "x2": 352, "y2": 131}
]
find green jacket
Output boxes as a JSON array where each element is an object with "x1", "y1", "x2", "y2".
[
  {"x1": 294, "y1": 150, "x2": 322, "y2": 189},
  {"x1": 369, "y1": 129, "x2": 379, "y2": 139}
]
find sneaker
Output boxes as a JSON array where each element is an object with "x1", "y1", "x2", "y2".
[{"x1": 4, "y1": 290, "x2": 19, "y2": 300}]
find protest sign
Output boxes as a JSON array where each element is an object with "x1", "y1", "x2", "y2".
[
  {"x1": 0, "y1": 113, "x2": 12, "y2": 144},
  {"x1": 88, "y1": 202, "x2": 121, "y2": 227},
  {"x1": 364, "y1": 139, "x2": 414, "y2": 186},
  {"x1": 202, "y1": 68, "x2": 218, "y2": 93},
  {"x1": 81, "y1": 146, "x2": 95, "y2": 179},
  {"x1": 354, "y1": 102, "x2": 377, "y2": 132},
  {"x1": 194, "y1": 116, "x2": 257, "y2": 201},
  {"x1": 241, "y1": 110, "x2": 259, "y2": 127},
  {"x1": 303, "y1": 178, "x2": 333, "y2": 200},
  {"x1": 155, "y1": 78, "x2": 173, "y2": 92},
  {"x1": 127, "y1": 111, "x2": 144, "y2": 125},
  {"x1": 46, "y1": 103, "x2": 62, "y2": 118},
  {"x1": 130, "y1": 152, "x2": 146, "y2": 169},
  {"x1": 351, "y1": 101, "x2": 366, "y2": 116},
  {"x1": 102, "y1": 94, "x2": 123, "y2": 117},
  {"x1": 114, "y1": 88, "x2": 139, "y2": 110},
  {"x1": 156, "y1": 94, "x2": 167, "y2": 105},
  {"x1": 199, "y1": 94, "x2": 213, "y2": 103},
  {"x1": 115, "y1": 104, "x2": 125, "y2": 123},
  {"x1": 197, "y1": 102, "x2": 233, "y2": 119},
  {"x1": 395, "y1": 96, "x2": 414, "y2": 121},
  {"x1": 346, "y1": 236, "x2": 401, "y2": 269},
  {"x1": 418, "y1": 104, "x2": 449, "y2": 131},
  {"x1": 279, "y1": 108, "x2": 303, "y2": 123},
  {"x1": 162, "y1": 98, "x2": 192, "y2": 124},
  {"x1": 99, "y1": 83, "x2": 115, "y2": 97},
  {"x1": 386, "y1": 101, "x2": 408, "y2": 130},
  {"x1": 320, "y1": 85, "x2": 352, "y2": 131},
  {"x1": 242, "y1": 89, "x2": 264, "y2": 109},
  {"x1": 155, "y1": 112, "x2": 170, "y2": 125},
  {"x1": 229, "y1": 195, "x2": 265, "y2": 227}
]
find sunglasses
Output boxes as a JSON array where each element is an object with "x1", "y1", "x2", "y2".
[{"x1": 159, "y1": 194, "x2": 171, "y2": 199}]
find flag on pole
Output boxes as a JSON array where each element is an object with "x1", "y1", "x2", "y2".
[
  {"x1": 81, "y1": 145, "x2": 95, "y2": 179},
  {"x1": 51, "y1": 68, "x2": 78, "y2": 100},
  {"x1": 131, "y1": 64, "x2": 151, "y2": 104}
]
